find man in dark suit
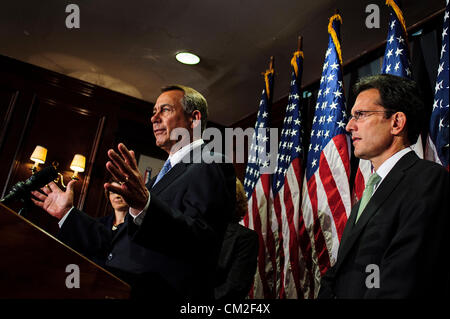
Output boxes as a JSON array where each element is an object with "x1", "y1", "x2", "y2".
[
  {"x1": 31, "y1": 85, "x2": 236, "y2": 301},
  {"x1": 318, "y1": 74, "x2": 449, "y2": 299},
  {"x1": 214, "y1": 178, "x2": 258, "y2": 301}
]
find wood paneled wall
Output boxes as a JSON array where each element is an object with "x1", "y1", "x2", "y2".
[{"x1": 0, "y1": 55, "x2": 164, "y2": 234}]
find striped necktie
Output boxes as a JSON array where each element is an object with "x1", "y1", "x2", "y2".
[
  {"x1": 153, "y1": 159, "x2": 172, "y2": 187},
  {"x1": 355, "y1": 172, "x2": 381, "y2": 224}
]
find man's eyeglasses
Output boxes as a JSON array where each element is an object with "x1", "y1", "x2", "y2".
[{"x1": 348, "y1": 110, "x2": 395, "y2": 122}]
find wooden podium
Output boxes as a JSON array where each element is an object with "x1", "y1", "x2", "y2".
[{"x1": 0, "y1": 203, "x2": 131, "y2": 299}]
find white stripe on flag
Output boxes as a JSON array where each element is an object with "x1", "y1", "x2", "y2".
[
  {"x1": 425, "y1": 135, "x2": 443, "y2": 165},
  {"x1": 300, "y1": 178, "x2": 322, "y2": 298}
]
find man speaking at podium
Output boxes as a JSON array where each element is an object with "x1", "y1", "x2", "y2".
[{"x1": 31, "y1": 85, "x2": 236, "y2": 301}]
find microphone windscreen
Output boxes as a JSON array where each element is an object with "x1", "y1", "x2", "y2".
[{"x1": 25, "y1": 166, "x2": 58, "y2": 188}]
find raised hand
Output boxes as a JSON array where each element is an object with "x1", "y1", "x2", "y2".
[
  {"x1": 31, "y1": 180, "x2": 76, "y2": 220},
  {"x1": 105, "y1": 143, "x2": 149, "y2": 213}
]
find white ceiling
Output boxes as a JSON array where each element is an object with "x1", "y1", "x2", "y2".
[{"x1": 0, "y1": 0, "x2": 445, "y2": 126}]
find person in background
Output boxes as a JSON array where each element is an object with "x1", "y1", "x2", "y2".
[
  {"x1": 99, "y1": 178, "x2": 128, "y2": 233},
  {"x1": 215, "y1": 178, "x2": 258, "y2": 301},
  {"x1": 88, "y1": 178, "x2": 129, "y2": 268}
]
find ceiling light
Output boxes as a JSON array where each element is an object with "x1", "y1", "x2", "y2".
[{"x1": 175, "y1": 52, "x2": 200, "y2": 65}]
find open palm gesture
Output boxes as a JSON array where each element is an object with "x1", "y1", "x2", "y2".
[{"x1": 31, "y1": 180, "x2": 76, "y2": 220}]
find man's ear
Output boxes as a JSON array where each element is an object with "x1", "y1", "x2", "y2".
[
  {"x1": 391, "y1": 111, "x2": 407, "y2": 136},
  {"x1": 190, "y1": 110, "x2": 202, "y2": 129}
]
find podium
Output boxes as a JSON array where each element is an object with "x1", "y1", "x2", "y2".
[{"x1": 0, "y1": 203, "x2": 131, "y2": 299}]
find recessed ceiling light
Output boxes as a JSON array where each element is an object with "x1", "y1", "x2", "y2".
[{"x1": 175, "y1": 52, "x2": 200, "y2": 65}]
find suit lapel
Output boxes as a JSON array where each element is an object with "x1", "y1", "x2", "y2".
[
  {"x1": 338, "y1": 202, "x2": 359, "y2": 253},
  {"x1": 150, "y1": 143, "x2": 208, "y2": 195},
  {"x1": 150, "y1": 162, "x2": 188, "y2": 195},
  {"x1": 334, "y1": 151, "x2": 418, "y2": 273},
  {"x1": 146, "y1": 176, "x2": 157, "y2": 189}
]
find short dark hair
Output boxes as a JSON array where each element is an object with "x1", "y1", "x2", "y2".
[
  {"x1": 353, "y1": 74, "x2": 425, "y2": 144},
  {"x1": 161, "y1": 85, "x2": 209, "y2": 132}
]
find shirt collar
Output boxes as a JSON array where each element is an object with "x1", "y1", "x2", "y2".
[
  {"x1": 168, "y1": 139, "x2": 204, "y2": 167},
  {"x1": 375, "y1": 147, "x2": 413, "y2": 182}
]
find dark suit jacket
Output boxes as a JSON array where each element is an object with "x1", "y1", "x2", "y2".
[
  {"x1": 57, "y1": 147, "x2": 236, "y2": 301},
  {"x1": 214, "y1": 223, "x2": 258, "y2": 301},
  {"x1": 319, "y1": 152, "x2": 450, "y2": 298}
]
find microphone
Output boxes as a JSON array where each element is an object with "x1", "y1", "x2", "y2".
[{"x1": 0, "y1": 166, "x2": 58, "y2": 205}]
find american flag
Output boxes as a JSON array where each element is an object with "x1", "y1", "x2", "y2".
[
  {"x1": 355, "y1": 0, "x2": 421, "y2": 202},
  {"x1": 381, "y1": 0, "x2": 412, "y2": 78},
  {"x1": 382, "y1": 0, "x2": 424, "y2": 160},
  {"x1": 243, "y1": 66, "x2": 276, "y2": 299},
  {"x1": 425, "y1": 0, "x2": 449, "y2": 170},
  {"x1": 300, "y1": 13, "x2": 351, "y2": 298},
  {"x1": 271, "y1": 50, "x2": 305, "y2": 298}
]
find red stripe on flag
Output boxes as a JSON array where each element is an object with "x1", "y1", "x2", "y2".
[
  {"x1": 333, "y1": 134, "x2": 351, "y2": 179},
  {"x1": 353, "y1": 166, "x2": 365, "y2": 204},
  {"x1": 260, "y1": 174, "x2": 278, "y2": 298},
  {"x1": 243, "y1": 212, "x2": 249, "y2": 228},
  {"x1": 306, "y1": 174, "x2": 331, "y2": 278},
  {"x1": 272, "y1": 194, "x2": 285, "y2": 298},
  {"x1": 297, "y1": 202, "x2": 315, "y2": 298},
  {"x1": 282, "y1": 171, "x2": 302, "y2": 297},
  {"x1": 318, "y1": 152, "x2": 348, "y2": 242},
  {"x1": 250, "y1": 189, "x2": 271, "y2": 298}
]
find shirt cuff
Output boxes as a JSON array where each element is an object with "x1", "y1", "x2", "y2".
[
  {"x1": 58, "y1": 206, "x2": 75, "y2": 228},
  {"x1": 129, "y1": 193, "x2": 151, "y2": 226}
]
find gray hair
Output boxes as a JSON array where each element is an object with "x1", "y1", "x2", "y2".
[{"x1": 161, "y1": 85, "x2": 209, "y2": 132}]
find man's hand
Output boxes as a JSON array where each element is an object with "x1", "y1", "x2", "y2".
[
  {"x1": 31, "y1": 180, "x2": 76, "y2": 220},
  {"x1": 105, "y1": 143, "x2": 149, "y2": 212}
]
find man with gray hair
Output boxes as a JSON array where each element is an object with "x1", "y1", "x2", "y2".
[{"x1": 32, "y1": 85, "x2": 236, "y2": 301}]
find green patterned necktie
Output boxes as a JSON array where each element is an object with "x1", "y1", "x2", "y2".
[{"x1": 355, "y1": 172, "x2": 381, "y2": 224}]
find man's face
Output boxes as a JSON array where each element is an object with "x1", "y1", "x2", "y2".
[
  {"x1": 346, "y1": 88, "x2": 394, "y2": 165},
  {"x1": 151, "y1": 90, "x2": 192, "y2": 154}
]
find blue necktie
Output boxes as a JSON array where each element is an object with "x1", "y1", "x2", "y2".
[{"x1": 153, "y1": 159, "x2": 172, "y2": 187}]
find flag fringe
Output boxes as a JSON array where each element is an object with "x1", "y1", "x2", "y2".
[
  {"x1": 291, "y1": 50, "x2": 304, "y2": 78},
  {"x1": 328, "y1": 14, "x2": 343, "y2": 65},
  {"x1": 264, "y1": 68, "x2": 274, "y2": 99},
  {"x1": 386, "y1": 0, "x2": 407, "y2": 35}
]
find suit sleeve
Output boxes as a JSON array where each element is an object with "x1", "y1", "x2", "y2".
[
  {"x1": 57, "y1": 208, "x2": 113, "y2": 260},
  {"x1": 215, "y1": 228, "x2": 259, "y2": 301},
  {"x1": 130, "y1": 162, "x2": 235, "y2": 258},
  {"x1": 365, "y1": 164, "x2": 450, "y2": 298},
  {"x1": 318, "y1": 265, "x2": 337, "y2": 298}
]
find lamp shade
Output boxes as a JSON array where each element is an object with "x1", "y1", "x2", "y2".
[
  {"x1": 70, "y1": 154, "x2": 86, "y2": 172},
  {"x1": 30, "y1": 145, "x2": 47, "y2": 164}
]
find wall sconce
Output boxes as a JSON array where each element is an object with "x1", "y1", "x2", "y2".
[
  {"x1": 29, "y1": 145, "x2": 86, "y2": 188},
  {"x1": 30, "y1": 145, "x2": 47, "y2": 174},
  {"x1": 70, "y1": 154, "x2": 86, "y2": 180}
]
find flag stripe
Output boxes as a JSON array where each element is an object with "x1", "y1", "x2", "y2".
[
  {"x1": 301, "y1": 13, "x2": 351, "y2": 297},
  {"x1": 306, "y1": 175, "x2": 331, "y2": 276},
  {"x1": 318, "y1": 147, "x2": 348, "y2": 243},
  {"x1": 280, "y1": 162, "x2": 302, "y2": 297},
  {"x1": 271, "y1": 49, "x2": 306, "y2": 298},
  {"x1": 425, "y1": 0, "x2": 449, "y2": 170},
  {"x1": 243, "y1": 68, "x2": 276, "y2": 299},
  {"x1": 249, "y1": 183, "x2": 272, "y2": 298}
]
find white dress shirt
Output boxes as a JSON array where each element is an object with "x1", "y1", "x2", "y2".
[{"x1": 372, "y1": 147, "x2": 413, "y2": 194}]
